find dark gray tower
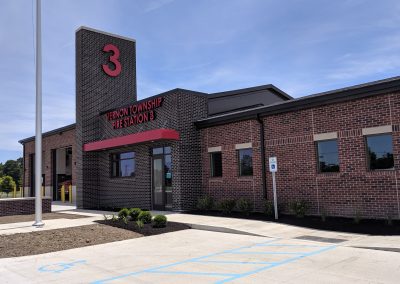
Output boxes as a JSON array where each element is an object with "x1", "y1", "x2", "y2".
[{"x1": 75, "y1": 27, "x2": 137, "y2": 208}]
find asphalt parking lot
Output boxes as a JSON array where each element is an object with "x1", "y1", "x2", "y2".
[{"x1": 1, "y1": 226, "x2": 400, "y2": 284}]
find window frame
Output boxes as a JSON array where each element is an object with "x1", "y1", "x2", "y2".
[
  {"x1": 110, "y1": 151, "x2": 136, "y2": 178},
  {"x1": 237, "y1": 148, "x2": 253, "y2": 177},
  {"x1": 315, "y1": 139, "x2": 340, "y2": 173},
  {"x1": 365, "y1": 133, "x2": 394, "y2": 171},
  {"x1": 210, "y1": 151, "x2": 222, "y2": 178}
]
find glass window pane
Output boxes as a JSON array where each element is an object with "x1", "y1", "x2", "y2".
[
  {"x1": 153, "y1": 147, "x2": 163, "y2": 155},
  {"x1": 111, "y1": 152, "x2": 135, "y2": 177},
  {"x1": 211, "y1": 152, "x2": 222, "y2": 177},
  {"x1": 317, "y1": 140, "x2": 339, "y2": 172},
  {"x1": 120, "y1": 159, "x2": 135, "y2": 177},
  {"x1": 238, "y1": 148, "x2": 253, "y2": 176},
  {"x1": 366, "y1": 134, "x2": 394, "y2": 170},
  {"x1": 164, "y1": 146, "x2": 171, "y2": 154},
  {"x1": 120, "y1": 152, "x2": 134, "y2": 159},
  {"x1": 164, "y1": 154, "x2": 172, "y2": 186}
]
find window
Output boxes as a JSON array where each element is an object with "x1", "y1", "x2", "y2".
[
  {"x1": 316, "y1": 140, "x2": 339, "y2": 172},
  {"x1": 366, "y1": 134, "x2": 394, "y2": 170},
  {"x1": 238, "y1": 148, "x2": 253, "y2": 176},
  {"x1": 111, "y1": 152, "x2": 135, "y2": 177},
  {"x1": 210, "y1": 152, "x2": 222, "y2": 177}
]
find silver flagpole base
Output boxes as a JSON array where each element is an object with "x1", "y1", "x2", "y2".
[{"x1": 33, "y1": 221, "x2": 45, "y2": 227}]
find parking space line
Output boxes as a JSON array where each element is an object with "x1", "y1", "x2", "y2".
[
  {"x1": 254, "y1": 244, "x2": 323, "y2": 247},
  {"x1": 148, "y1": 271, "x2": 239, "y2": 277},
  {"x1": 215, "y1": 245, "x2": 336, "y2": 284},
  {"x1": 230, "y1": 251, "x2": 306, "y2": 255},
  {"x1": 91, "y1": 238, "x2": 336, "y2": 284},
  {"x1": 192, "y1": 260, "x2": 277, "y2": 265}
]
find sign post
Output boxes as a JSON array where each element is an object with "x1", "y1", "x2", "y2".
[{"x1": 269, "y1": 157, "x2": 278, "y2": 220}]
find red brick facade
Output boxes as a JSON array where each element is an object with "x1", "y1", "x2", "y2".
[
  {"x1": 201, "y1": 93, "x2": 400, "y2": 219},
  {"x1": 23, "y1": 127, "x2": 76, "y2": 192}
]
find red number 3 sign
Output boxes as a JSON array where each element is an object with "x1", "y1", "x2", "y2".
[{"x1": 102, "y1": 44, "x2": 122, "y2": 77}]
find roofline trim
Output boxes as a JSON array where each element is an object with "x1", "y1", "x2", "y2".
[
  {"x1": 208, "y1": 84, "x2": 293, "y2": 101},
  {"x1": 19, "y1": 123, "x2": 76, "y2": 144},
  {"x1": 76, "y1": 26, "x2": 136, "y2": 42},
  {"x1": 196, "y1": 76, "x2": 400, "y2": 129}
]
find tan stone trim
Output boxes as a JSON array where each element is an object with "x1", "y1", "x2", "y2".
[
  {"x1": 313, "y1": 132, "x2": 338, "y2": 141},
  {"x1": 208, "y1": 146, "x2": 222, "y2": 152},
  {"x1": 362, "y1": 125, "x2": 392, "y2": 136},
  {"x1": 235, "y1": 142, "x2": 252, "y2": 150}
]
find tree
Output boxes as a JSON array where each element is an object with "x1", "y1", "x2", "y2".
[
  {"x1": 0, "y1": 162, "x2": 3, "y2": 177},
  {"x1": 3, "y1": 159, "x2": 22, "y2": 189},
  {"x1": 0, "y1": 176, "x2": 16, "y2": 198}
]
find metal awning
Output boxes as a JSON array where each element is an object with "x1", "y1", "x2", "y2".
[{"x1": 83, "y1": 128, "x2": 180, "y2": 152}]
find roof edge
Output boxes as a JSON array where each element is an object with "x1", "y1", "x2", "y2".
[
  {"x1": 76, "y1": 26, "x2": 136, "y2": 42},
  {"x1": 209, "y1": 84, "x2": 293, "y2": 101},
  {"x1": 19, "y1": 123, "x2": 76, "y2": 144},
  {"x1": 196, "y1": 76, "x2": 400, "y2": 129}
]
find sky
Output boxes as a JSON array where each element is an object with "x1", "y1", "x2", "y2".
[{"x1": 1, "y1": 0, "x2": 400, "y2": 163}]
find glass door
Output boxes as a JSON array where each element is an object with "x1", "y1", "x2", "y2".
[
  {"x1": 152, "y1": 157, "x2": 164, "y2": 210},
  {"x1": 152, "y1": 146, "x2": 173, "y2": 210}
]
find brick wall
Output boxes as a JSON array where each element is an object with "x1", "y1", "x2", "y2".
[
  {"x1": 201, "y1": 120, "x2": 264, "y2": 211},
  {"x1": 23, "y1": 128, "x2": 76, "y2": 196},
  {"x1": 0, "y1": 197, "x2": 51, "y2": 216},
  {"x1": 201, "y1": 92, "x2": 400, "y2": 219}
]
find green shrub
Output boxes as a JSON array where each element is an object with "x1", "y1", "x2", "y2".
[
  {"x1": 320, "y1": 207, "x2": 327, "y2": 223},
  {"x1": 264, "y1": 200, "x2": 274, "y2": 217},
  {"x1": 152, "y1": 215, "x2": 167, "y2": 228},
  {"x1": 237, "y1": 198, "x2": 253, "y2": 216},
  {"x1": 218, "y1": 199, "x2": 236, "y2": 214},
  {"x1": 129, "y1": 208, "x2": 142, "y2": 221},
  {"x1": 138, "y1": 211, "x2": 152, "y2": 224},
  {"x1": 353, "y1": 210, "x2": 362, "y2": 224},
  {"x1": 196, "y1": 195, "x2": 214, "y2": 211},
  {"x1": 136, "y1": 220, "x2": 144, "y2": 229},
  {"x1": 0, "y1": 176, "x2": 15, "y2": 197},
  {"x1": 118, "y1": 208, "x2": 130, "y2": 220},
  {"x1": 386, "y1": 213, "x2": 393, "y2": 226},
  {"x1": 289, "y1": 200, "x2": 309, "y2": 218}
]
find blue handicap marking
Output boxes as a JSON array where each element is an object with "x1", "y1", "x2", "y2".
[
  {"x1": 38, "y1": 259, "x2": 87, "y2": 274},
  {"x1": 91, "y1": 238, "x2": 336, "y2": 284}
]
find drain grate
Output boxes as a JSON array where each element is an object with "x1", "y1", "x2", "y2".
[
  {"x1": 352, "y1": 246, "x2": 400, "y2": 253},
  {"x1": 188, "y1": 224, "x2": 269, "y2": 237},
  {"x1": 295, "y1": 235, "x2": 347, "y2": 243}
]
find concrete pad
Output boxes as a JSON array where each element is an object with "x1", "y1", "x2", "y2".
[{"x1": 1, "y1": 227, "x2": 399, "y2": 284}]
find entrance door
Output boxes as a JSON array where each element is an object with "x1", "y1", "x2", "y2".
[
  {"x1": 152, "y1": 146, "x2": 173, "y2": 210},
  {"x1": 152, "y1": 156, "x2": 164, "y2": 210}
]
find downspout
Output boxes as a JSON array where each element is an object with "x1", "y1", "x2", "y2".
[
  {"x1": 256, "y1": 114, "x2": 267, "y2": 199},
  {"x1": 22, "y1": 143, "x2": 25, "y2": 197}
]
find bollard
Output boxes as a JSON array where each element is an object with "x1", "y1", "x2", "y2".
[
  {"x1": 61, "y1": 185, "x2": 65, "y2": 202},
  {"x1": 69, "y1": 185, "x2": 72, "y2": 203}
]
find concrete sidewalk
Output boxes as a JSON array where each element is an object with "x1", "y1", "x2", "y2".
[
  {"x1": 2, "y1": 204, "x2": 399, "y2": 250},
  {"x1": 1, "y1": 228, "x2": 399, "y2": 283},
  {"x1": 1, "y1": 206, "x2": 400, "y2": 283}
]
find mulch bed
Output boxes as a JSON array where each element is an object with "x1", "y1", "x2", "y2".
[
  {"x1": 0, "y1": 212, "x2": 88, "y2": 225},
  {"x1": 0, "y1": 221, "x2": 189, "y2": 258},
  {"x1": 189, "y1": 210, "x2": 400, "y2": 235}
]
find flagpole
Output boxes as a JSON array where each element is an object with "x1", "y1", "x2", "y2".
[{"x1": 33, "y1": 0, "x2": 44, "y2": 227}]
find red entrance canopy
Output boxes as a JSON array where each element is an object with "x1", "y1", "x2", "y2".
[{"x1": 83, "y1": 128, "x2": 180, "y2": 152}]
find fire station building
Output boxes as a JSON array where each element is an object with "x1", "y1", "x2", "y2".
[{"x1": 19, "y1": 27, "x2": 400, "y2": 220}]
